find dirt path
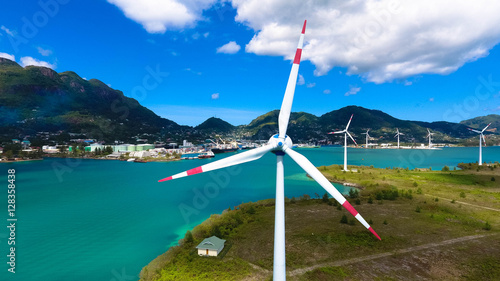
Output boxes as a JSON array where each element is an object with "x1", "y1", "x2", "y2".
[
  {"x1": 424, "y1": 194, "x2": 500, "y2": 212},
  {"x1": 287, "y1": 233, "x2": 498, "y2": 277}
]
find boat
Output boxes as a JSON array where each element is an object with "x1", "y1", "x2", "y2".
[
  {"x1": 127, "y1": 158, "x2": 136, "y2": 162},
  {"x1": 198, "y1": 151, "x2": 215, "y2": 158},
  {"x1": 211, "y1": 147, "x2": 238, "y2": 154}
]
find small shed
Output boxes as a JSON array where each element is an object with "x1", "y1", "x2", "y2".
[{"x1": 196, "y1": 236, "x2": 226, "y2": 257}]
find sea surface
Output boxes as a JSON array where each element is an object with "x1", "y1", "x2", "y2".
[{"x1": 1, "y1": 146, "x2": 499, "y2": 281}]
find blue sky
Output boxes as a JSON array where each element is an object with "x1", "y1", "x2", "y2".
[{"x1": 1, "y1": 0, "x2": 500, "y2": 126}]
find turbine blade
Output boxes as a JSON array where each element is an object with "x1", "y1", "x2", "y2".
[
  {"x1": 482, "y1": 123, "x2": 492, "y2": 133},
  {"x1": 278, "y1": 20, "x2": 307, "y2": 138},
  {"x1": 482, "y1": 134, "x2": 487, "y2": 146},
  {"x1": 284, "y1": 147, "x2": 380, "y2": 240},
  {"x1": 468, "y1": 128, "x2": 481, "y2": 134},
  {"x1": 329, "y1": 130, "x2": 345, "y2": 134},
  {"x1": 347, "y1": 131, "x2": 358, "y2": 146},
  {"x1": 158, "y1": 144, "x2": 274, "y2": 182},
  {"x1": 345, "y1": 114, "x2": 354, "y2": 130}
]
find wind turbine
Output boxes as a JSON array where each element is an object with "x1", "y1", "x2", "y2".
[
  {"x1": 328, "y1": 115, "x2": 358, "y2": 171},
  {"x1": 361, "y1": 129, "x2": 371, "y2": 148},
  {"x1": 426, "y1": 129, "x2": 434, "y2": 149},
  {"x1": 395, "y1": 128, "x2": 404, "y2": 149},
  {"x1": 468, "y1": 123, "x2": 491, "y2": 166},
  {"x1": 158, "y1": 20, "x2": 380, "y2": 280}
]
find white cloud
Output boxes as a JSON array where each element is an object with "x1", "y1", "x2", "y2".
[
  {"x1": 37, "y1": 47, "x2": 52, "y2": 56},
  {"x1": 429, "y1": 97, "x2": 435, "y2": 102},
  {"x1": 323, "y1": 89, "x2": 331, "y2": 94},
  {"x1": 107, "y1": 0, "x2": 216, "y2": 33},
  {"x1": 297, "y1": 74, "x2": 305, "y2": 85},
  {"x1": 345, "y1": 86, "x2": 361, "y2": 96},
  {"x1": 306, "y1": 82, "x2": 316, "y2": 88},
  {"x1": 0, "y1": 52, "x2": 15, "y2": 61},
  {"x1": 1, "y1": 25, "x2": 14, "y2": 36},
  {"x1": 231, "y1": 0, "x2": 500, "y2": 83},
  {"x1": 20, "y1": 56, "x2": 56, "y2": 69},
  {"x1": 211, "y1": 93, "x2": 220, "y2": 99},
  {"x1": 216, "y1": 41, "x2": 241, "y2": 54},
  {"x1": 203, "y1": 32, "x2": 209, "y2": 38}
]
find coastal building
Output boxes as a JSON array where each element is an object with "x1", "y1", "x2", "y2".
[
  {"x1": 42, "y1": 145, "x2": 59, "y2": 153},
  {"x1": 196, "y1": 236, "x2": 226, "y2": 257},
  {"x1": 136, "y1": 144, "x2": 154, "y2": 151}
]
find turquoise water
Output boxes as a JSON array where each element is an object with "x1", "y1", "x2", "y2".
[{"x1": 0, "y1": 146, "x2": 499, "y2": 280}]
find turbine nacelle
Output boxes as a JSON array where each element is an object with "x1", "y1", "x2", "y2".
[{"x1": 269, "y1": 134, "x2": 293, "y2": 152}]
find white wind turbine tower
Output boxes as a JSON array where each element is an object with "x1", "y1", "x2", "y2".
[
  {"x1": 426, "y1": 129, "x2": 434, "y2": 149},
  {"x1": 328, "y1": 115, "x2": 358, "y2": 171},
  {"x1": 395, "y1": 128, "x2": 404, "y2": 149},
  {"x1": 468, "y1": 123, "x2": 491, "y2": 166},
  {"x1": 362, "y1": 129, "x2": 370, "y2": 148},
  {"x1": 158, "y1": 21, "x2": 380, "y2": 280}
]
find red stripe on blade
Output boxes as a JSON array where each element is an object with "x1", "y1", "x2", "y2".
[
  {"x1": 158, "y1": 176, "x2": 173, "y2": 182},
  {"x1": 302, "y1": 20, "x2": 307, "y2": 34},
  {"x1": 293, "y1": 49, "x2": 302, "y2": 65},
  {"x1": 187, "y1": 166, "x2": 203, "y2": 176},
  {"x1": 368, "y1": 227, "x2": 381, "y2": 240},
  {"x1": 342, "y1": 200, "x2": 358, "y2": 217}
]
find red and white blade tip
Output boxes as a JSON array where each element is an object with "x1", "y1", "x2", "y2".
[
  {"x1": 342, "y1": 200, "x2": 381, "y2": 240},
  {"x1": 302, "y1": 20, "x2": 307, "y2": 34}
]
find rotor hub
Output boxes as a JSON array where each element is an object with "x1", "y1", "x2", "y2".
[{"x1": 268, "y1": 134, "x2": 293, "y2": 151}]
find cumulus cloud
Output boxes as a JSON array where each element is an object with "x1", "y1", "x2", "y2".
[
  {"x1": 0, "y1": 52, "x2": 15, "y2": 61},
  {"x1": 211, "y1": 93, "x2": 220, "y2": 99},
  {"x1": 231, "y1": 0, "x2": 500, "y2": 83},
  {"x1": 345, "y1": 86, "x2": 361, "y2": 96},
  {"x1": 429, "y1": 97, "x2": 435, "y2": 102},
  {"x1": 107, "y1": 0, "x2": 216, "y2": 33},
  {"x1": 216, "y1": 41, "x2": 241, "y2": 54},
  {"x1": 306, "y1": 82, "x2": 316, "y2": 88},
  {"x1": 37, "y1": 47, "x2": 52, "y2": 56},
  {"x1": 297, "y1": 74, "x2": 305, "y2": 85},
  {"x1": 1, "y1": 25, "x2": 14, "y2": 36},
  {"x1": 20, "y1": 57, "x2": 56, "y2": 69},
  {"x1": 323, "y1": 89, "x2": 331, "y2": 94}
]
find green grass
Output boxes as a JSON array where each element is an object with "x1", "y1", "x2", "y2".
[{"x1": 141, "y1": 164, "x2": 500, "y2": 281}]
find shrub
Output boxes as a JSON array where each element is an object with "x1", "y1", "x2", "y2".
[
  {"x1": 367, "y1": 196, "x2": 373, "y2": 204},
  {"x1": 348, "y1": 188, "x2": 359, "y2": 198},
  {"x1": 413, "y1": 181, "x2": 418, "y2": 187},
  {"x1": 322, "y1": 192, "x2": 329, "y2": 203},
  {"x1": 416, "y1": 187, "x2": 423, "y2": 194},
  {"x1": 415, "y1": 206, "x2": 421, "y2": 213},
  {"x1": 184, "y1": 230, "x2": 194, "y2": 244},
  {"x1": 484, "y1": 222, "x2": 492, "y2": 231},
  {"x1": 460, "y1": 192, "x2": 466, "y2": 198},
  {"x1": 368, "y1": 219, "x2": 373, "y2": 224},
  {"x1": 349, "y1": 219, "x2": 355, "y2": 225},
  {"x1": 383, "y1": 219, "x2": 388, "y2": 225},
  {"x1": 491, "y1": 177, "x2": 496, "y2": 182},
  {"x1": 434, "y1": 197, "x2": 439, "y2": 202},
  {"x1": 355, "y1": 198, "x2": 361, "y2": 205},
  {"x1": 442, "y1": 165, "x2": 450, "y2": 171},
  {"x1": 451, "y1": 199, "x2": 455, "y2": 203},
  {"x1": 340, "y1": 215, "x2": 348, "y2": 224}
]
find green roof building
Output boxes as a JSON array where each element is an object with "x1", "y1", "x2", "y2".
[{"x1": 196, "y1": 236, "x2": 226, "y2": 257}]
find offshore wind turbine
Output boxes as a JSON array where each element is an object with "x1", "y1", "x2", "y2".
[
  {"x1": 395, "y1": 128, "x2": 404, "y2": 149},
  {"x1": 362, "y1": 129, "x2": 371, "y2": 148},
  {"x1": 158, "y1": 21, "x2": 380, "y2": 280},
  {"x1": 426, "y1": 129, "x2": 434, "y2": 149},
  {"x1": 468, "y1": 123, "x2": 491, "y2": 165},
  {"x1": 328, "y1": 115, "x2": 358, "y2": 171}
]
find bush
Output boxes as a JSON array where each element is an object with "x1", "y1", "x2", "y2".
[
  {"x1": 340, "y1": 214, "x2": 348, "y2": 224},
  {"x1": 484, "y1": 222, "x2": 492, "y2": 231},
  {"x1": 442, "y1": 165, "x2": 450, "y2": 171},
  {"x1": 434, "y1": 197, "x2": 439, "y2": 202},
  {"x1": 415, "y1": 206, "x2": 421, "y2": 213},
  {"x1": 413, "y1": 181, "x2": 418, "y2": 187},
  {"x1": 416, "y1": 187, "x2": 423, "y2": 194},
  {"x1": 492, "y1": 177, "x2": 496, "y2": 182},
  {"x1": 460, "y1": 191, "x2": 466, "y2": 198},
  {"x1": 322, "y1": 192, "x2": 329, "y2": 203},
  {"x1": 184, "y1": 230, "x2": 194, "y2": 244},
  {"x1": 367, "y1": 196, "x2": 373, "y2": 204},
  {"x1": 355, "y1": 198, "x2": 361, "y2": 205},
  {"x1": 368, "y1": 219, "x2": 373, "y2": 224},
  {"x1": 348, "y1": 188, "x2": 359, "y2": 198},
  {"x1": 383, "y1": 219, "x2": 388, "y2": 225}
]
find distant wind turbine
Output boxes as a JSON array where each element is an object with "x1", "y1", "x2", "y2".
[
  {"x1": 329, "y1": 115, "x2": 358, "y2": 171},
  {"x1": 468, "y1": 123, "x2": 491, "y2": 166},
  {"x1": 426, "y1": 129, "x2": 434, "y2": 149},
  {"x1": 157, "y1": 21, "x2": 380, "y2": 280},
  {"x1": 395, "y1": 128, "x2": 404, "y2": 149},
  {"x1": 361, "y1": 129, "x2": 371, "y2": 148}
]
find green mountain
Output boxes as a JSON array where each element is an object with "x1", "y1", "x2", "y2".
[
  {"x1": 195, "y1": 117, "x2": 235, "y2": 133},
  {"x1": 0, "y1": 58, "x2": 181, "y2": 142},
  {"x1": 460, "y1": 114, "x2": 500, "y2": 133},
  {"x1": 242, "y1": 106, "x2": 479, "y2": 143}
]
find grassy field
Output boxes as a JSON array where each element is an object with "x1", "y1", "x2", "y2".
[{"x1": 140, "y1": 162, "x2": 500, "y2": 280}]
